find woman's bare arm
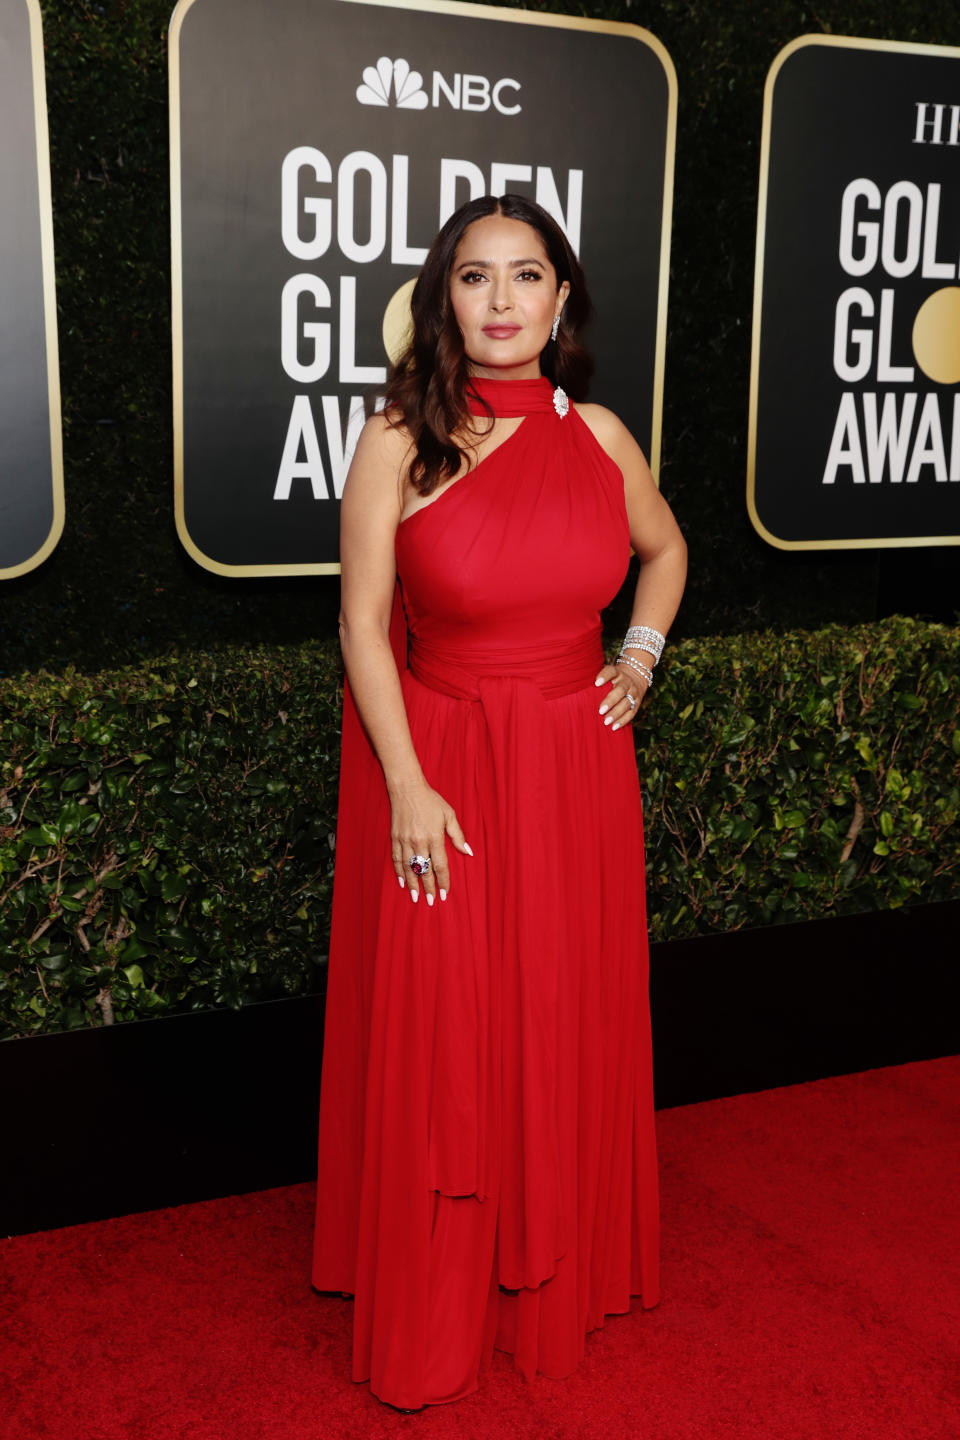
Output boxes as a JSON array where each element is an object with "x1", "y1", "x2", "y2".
[
  {"x1": 338, "y1": 414, "x2": 424, "y2": 792},
  {"x1": 577, "y1": 403, "x2": 688, "y2": 726},
  {"x1": 338, "y1": 414, "x2": 471, "y2": 903}
]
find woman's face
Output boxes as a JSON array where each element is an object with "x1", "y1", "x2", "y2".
[{"x1": 448, "y1": 214, "x2": 570, "y2": 379}]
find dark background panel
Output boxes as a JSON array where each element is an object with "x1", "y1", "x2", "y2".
[
  {"x1": 755, "y1": 41, "x2": 960, "y2": 545},
  {"x1": 0, "y1": 0, "x2": 56, "y2": 573},
  {"x1": 176, "y1": 0, "x2": 672, "y2": 568}
]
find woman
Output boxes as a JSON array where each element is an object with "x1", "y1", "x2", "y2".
[{"x1": 311, "y1": 193, "x2": 687, "y2": 1410}]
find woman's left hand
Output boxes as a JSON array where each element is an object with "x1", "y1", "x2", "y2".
[{"x1": 594, "y1": 664, "x2": 647, "y2": 730}]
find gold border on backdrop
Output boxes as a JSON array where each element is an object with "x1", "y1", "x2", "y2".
[
  {"x1": 747, "y1": 32, "x2": 960, "y2": 552},
  {"x1": 169, "y1": 0, "x2": 677, "y2": 577},
  {"x1": 1, "y1": 0, "x2": 64, "y2": 581}
]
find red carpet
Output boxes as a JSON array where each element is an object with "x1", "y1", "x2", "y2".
[{"x1": 3, "y1": 1057, "x2": 958, "y2": 1439}]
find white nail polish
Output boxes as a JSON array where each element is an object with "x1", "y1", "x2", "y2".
[
  {"x1": 398, "y1": 874, "x2": 405, "y2": 888},
  {"x1": 604, "y1": 715, "x2": 613, "y2": 726},
  {"x1": 464, "y1": 842, "x2": 474, "y2": 856},
  {"x1": 426, "y1": 893, "x2": 434, "y2": 906},
  {"x1": 410, "y1": 889, "x2": 419, "y2": 903},
  {"x1": 599, "y1": 704, "x2": 608, "y2": 715},
  {"x1": 612, "y1": 722, "x2": 621, "y2": 731},
  {"x1": 440, "y1": 889, "x2": 447, "y2": 901},
  {"x1": 594, "y1": 676, "x2": 604, "y2": 686}
]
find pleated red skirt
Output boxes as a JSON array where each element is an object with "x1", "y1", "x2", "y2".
[{"x1": 312, "y1": 378, "x2": 660, "y2": 1408}]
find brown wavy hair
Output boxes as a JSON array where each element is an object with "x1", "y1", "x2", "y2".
[{"x1": 382, "y1": 193, "x2": 593, "y2": 496}]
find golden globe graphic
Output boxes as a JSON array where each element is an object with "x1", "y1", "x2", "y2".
[
  {"x1": 749, "y1": 35, "x2": 960, "y2": 550},
  {"x1": 382, "y1": 277, "x2": 417, "y2": 365},
  {"x1": 912, "y1": 287, "x2": 960, "y2": 386},
  {"x1": 169, "y1": 0, "x2": 676, "y2": 575}
]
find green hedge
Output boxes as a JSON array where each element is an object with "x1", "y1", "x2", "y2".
[
  {"x1": 1, "y1": 648, "x2": 343, "y2": 1039},
  {"x1": 2, "y1": 616, "x2": 957, "y2": 1039},
  {"x1": 636, "y1": 617, "x2": 960, "y2": 934}
]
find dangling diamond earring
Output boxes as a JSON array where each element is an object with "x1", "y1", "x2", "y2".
[{"x1": 551, "y1": 314, "x2": 561, "y2": 342}]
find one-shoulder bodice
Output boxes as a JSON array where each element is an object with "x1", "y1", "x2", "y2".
[{"x1": 395, "y1": 375, "x2": 629, "y2": 661}]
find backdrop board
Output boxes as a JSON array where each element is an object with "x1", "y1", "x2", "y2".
[
  {"x1": 748, "y1": 35, "x2": 960, "y2": 551},
  {"x1": 0, "y1": 0, "x2": 63, "y2": 580},
  {"x1": 170, "y1": 0, "x2": 676, "y2": 576}
]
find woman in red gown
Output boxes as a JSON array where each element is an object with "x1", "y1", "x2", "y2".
[{"x1": 311, "y1": 194, "x2": 687, "y2": 1410}]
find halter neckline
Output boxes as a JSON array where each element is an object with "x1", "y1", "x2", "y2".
[{"x1": 465, "y1": 375, "x2": 558, "y2": 418}]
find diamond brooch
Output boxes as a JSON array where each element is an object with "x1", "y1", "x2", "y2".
[{"x1": 553, "y1": 385, "x2": 569, "y2": 418}]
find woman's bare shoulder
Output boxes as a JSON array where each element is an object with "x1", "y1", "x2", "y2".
[
  {"x1": 572, "y1": 402, "x2": 644, "y2": 466},
  {"x1": 353, "y1": 408, "x2": 415, "y2": 469},
  {"x1": 346, "y1": 408, "x2": 417, "y2": 498},
  {"x1": 340, "y1": 411, "x2": 417, "y2": 531}
]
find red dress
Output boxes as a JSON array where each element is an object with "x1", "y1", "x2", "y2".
[{"x1": 311, "y1": 375, "x2": 659, "y2": 1408}]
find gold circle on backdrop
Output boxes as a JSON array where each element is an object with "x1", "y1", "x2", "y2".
[
  {"x1": 912, "y1": 286, "x2": 960, "y2": 385},
  {"x1": 382, "y1": 278, "x2": 417, "y2": 365}
]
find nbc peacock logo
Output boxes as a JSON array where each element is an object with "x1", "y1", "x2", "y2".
[{"x1": 356, "y1": 57, "x2": 429, "y2": 109}]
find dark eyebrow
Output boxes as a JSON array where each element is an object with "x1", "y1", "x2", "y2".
[{"x1": 454, "y1": 257, "x2": 546, "y2": 270}]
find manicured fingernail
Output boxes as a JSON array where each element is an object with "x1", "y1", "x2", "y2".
[
  {"x1": 410, "y1": 889, "x2": 419, "y2": 903},
  {"x1": 440, "y1": 889, "x2": 447, "y2": 901},
  {"x1": 595, "y1": 676, "x2": 605, "y2": 686},
  {"x1": 464, "y1": 843, "x2": 474, "y2": 856},
  {"x1": 612, "y1": 722, "x2": 621, "y2": 731},
  {"x1": 598, "y1": 704, "x2": 608, "y2": 715},
  {"x1": 398, "y1": 874, "x2": 405, "y2": 888},
  {"x1": 604, "y1": 714, "x2": 613, "y2": 725},
  {"x1": 426, "y1": 893, "x2": 434, "y2": 906}
]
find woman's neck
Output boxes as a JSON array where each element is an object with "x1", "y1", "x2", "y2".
[{"x1": 466, "y1": 360, "x2": 543, "y2": 382}]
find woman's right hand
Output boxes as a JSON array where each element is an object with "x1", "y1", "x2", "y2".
[{"x1": 390, "y1": 781, "x2": 473, "y2": 906}]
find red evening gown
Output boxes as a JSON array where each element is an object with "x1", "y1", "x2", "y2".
[{"x1": 311, "y1": 374, "x2": 660, "y2": 1409}]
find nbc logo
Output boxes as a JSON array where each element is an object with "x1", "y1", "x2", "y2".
[
  {"x1": 356, "y1": 56, "x2": 522, "y2": 115},
  {"x1": 357, "y1": 57, "x2": 428, "y2": 109}
]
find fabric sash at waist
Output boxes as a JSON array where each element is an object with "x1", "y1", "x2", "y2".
[
  {"x1": 406, "y1": 629, "x2": 605, "y2": 1289},
  {"x1": 407, "y1": 630, "x2": 602, "y2": 701}
]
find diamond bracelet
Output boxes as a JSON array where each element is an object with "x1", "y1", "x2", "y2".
[
  {"x1": 621, "y1": 625, "x2": 666, "y2": 665},
  {"x1": 616, "y1": 653, "x2": 654, "y2": 688}
]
